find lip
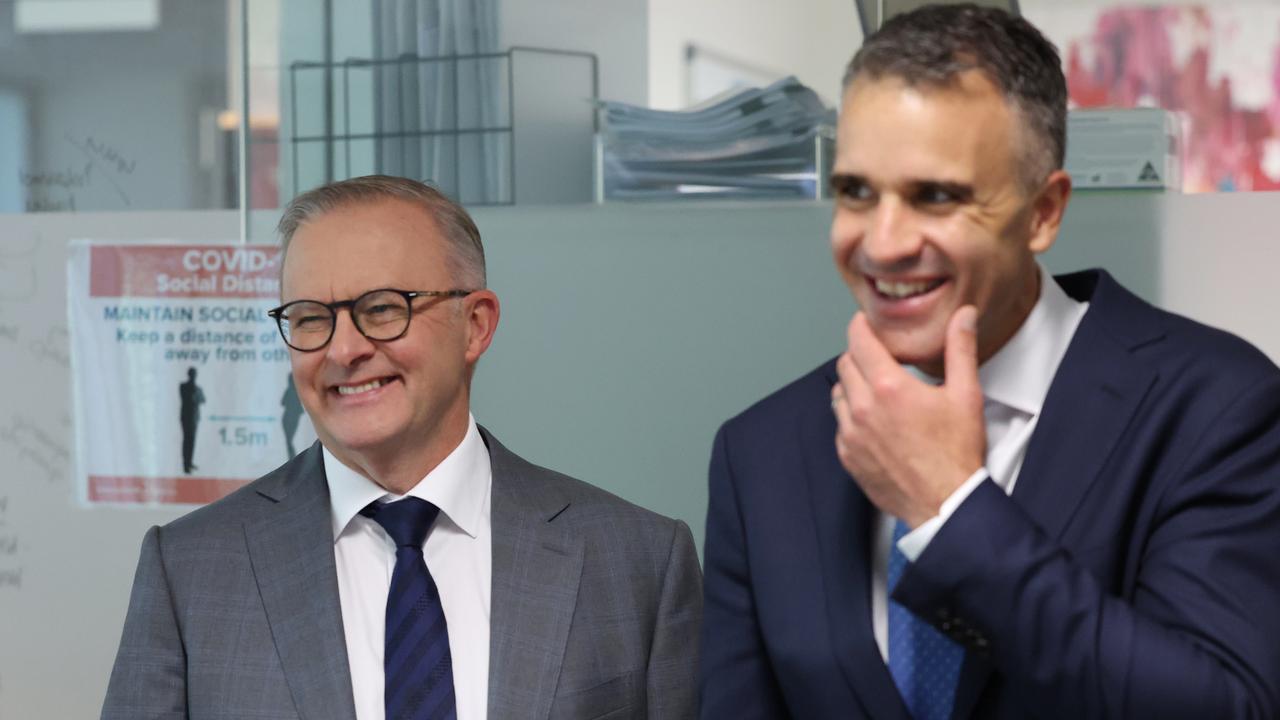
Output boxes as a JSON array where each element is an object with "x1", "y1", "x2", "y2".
[
  {"x1": 328, "y1": 375, "x2": 400, "y2": 404},
  {"x1": 861, "y1": 275, "x2": 950, "y2": 321}
]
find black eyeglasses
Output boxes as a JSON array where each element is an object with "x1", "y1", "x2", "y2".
[{"x1": 267, "y1": 288, "x2": 475, "y2": 352}]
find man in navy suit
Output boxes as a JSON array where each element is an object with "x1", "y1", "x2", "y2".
[{"x1": 701, "y1": 4, "x2": 1280, "y2": 719}]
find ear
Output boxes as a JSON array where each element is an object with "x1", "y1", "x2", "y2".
[
  {"x1": 463, "y1": 289, "x2": 500, "y2": 364},
  {"x1": 1026, "y1": 169, "x2": 1072, "y2": 254}
]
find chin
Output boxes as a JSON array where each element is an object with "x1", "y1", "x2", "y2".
[
  {"x1": 891, "y1": 352, "x2": 945, "y2": 376},
  {"x1": 319, "y1": 421, "x2": 401, "y2": 455},
  {"x1": 866, "y1": 327, "x2": 944, "y2": 365}
]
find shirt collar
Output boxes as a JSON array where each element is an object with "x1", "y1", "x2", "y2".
[
  {"x1": 977, "y1": 263, "x2": 1088, "y2": 417},
  {"x1": 325, "y1": 415, "x2": 492, "y2": 542}
]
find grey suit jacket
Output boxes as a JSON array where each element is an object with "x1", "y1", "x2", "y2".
[{"x1": 101, "y1": 428, "x2": 702, "y2": 719}]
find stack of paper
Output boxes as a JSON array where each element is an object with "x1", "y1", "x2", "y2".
[{"x1": 598, "y1": 77, "x2": 835, "y2": 201}]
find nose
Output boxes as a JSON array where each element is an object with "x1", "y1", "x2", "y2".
[
  {"x1": 860, "y1": 195, "x2": 924, "y2": 269},
  {"x1": 325, "y1": 309, "x2": 375, "y2": 366}
]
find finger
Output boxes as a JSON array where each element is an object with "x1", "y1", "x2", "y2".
[
  {"x1": 944, "y1": 305, "x2": 982, "y2": 405},
  {"x1": 835, "y1": 351, "x2": 871, "y2": 415},
  {"x1": 831, "y1": 384, "x2": 858, "y2": 472},
  {"x1": 834, "y1": 428, "x2": 851, "y2": 468},
  {"x1": 846, "y1": 312, "x2": 906, "y2": 385}
]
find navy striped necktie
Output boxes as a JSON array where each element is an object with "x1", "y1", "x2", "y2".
[{"x1": 361, "y1": 498, "x2": 457, "y2": 720}]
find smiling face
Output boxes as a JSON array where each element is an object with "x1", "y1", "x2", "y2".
[
  {"x1": 830, "y1": 71, "x2": 1066, "y2": 376},
  {"x1": 281, "y1": 196, "x2": 498, "y2": 483}
]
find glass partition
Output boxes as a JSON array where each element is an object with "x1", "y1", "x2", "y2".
[
  {"x1": 3, "y1": 0, "x2": 1279, "y2": 226},
  {"x1": 0, "y1": 0, "x2": 234, "y2": 212}
]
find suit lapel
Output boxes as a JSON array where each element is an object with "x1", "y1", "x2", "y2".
[
  {"x1": 484, "y1": 429, "x2": 585, "y2": 720},
  {"x1": 1012, "y1": 271, "x2": 1160, "y2": 540},
  {"x1": 950, "y1": 271, "x2": 1161, "y2": 720},
  {"x1": 808, "y1": 361, "x2": 912, "y2": 720},
  {"x1": 242, "y1": 444, "x2": 357, "y2": 720}
]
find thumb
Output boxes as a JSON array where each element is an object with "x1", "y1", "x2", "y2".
[{"x1": 945, "y1": 305, "x2": 981, "y2": 404}]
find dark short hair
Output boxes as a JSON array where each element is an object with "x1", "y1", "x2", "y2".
[
  {"x1": 844, "y1": 3, "x2": 1066, "y2": 187},
  {"x1": 276, "y1": 175, "x2": 486, "y2": 288}
]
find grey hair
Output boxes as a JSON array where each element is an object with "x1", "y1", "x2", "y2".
[
  {"x1": 277, "y1": 175, "x2": 487, "y2": 288},
  {"x1": 843, "y1": 3, "x2": 1067, "y2": 190}
]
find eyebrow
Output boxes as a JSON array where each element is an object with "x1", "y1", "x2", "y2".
[
  {"x1": 829, "y1": 173, "x2": 975, "y2": 203},
  {"x1": 829, "y1": 172, "x2": 866, "y2": 196},
  {"x1": 908, "y1": 179, "x2": 975, "y2": 203}
]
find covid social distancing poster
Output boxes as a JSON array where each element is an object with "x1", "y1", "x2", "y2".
[{"x1": 68, "y1": 242, "x2": 315, "y2": 506}]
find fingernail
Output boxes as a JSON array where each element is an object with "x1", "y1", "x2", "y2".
[{"x1": 961, "y1": 308, "x2": 977, "y2": 332}]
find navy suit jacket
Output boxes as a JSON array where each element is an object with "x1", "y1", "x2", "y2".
[{"x1": 701, "y1": 270, "x2": 1280, "y2": 719}]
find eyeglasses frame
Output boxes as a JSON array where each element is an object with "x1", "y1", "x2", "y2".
[{"x1": 266, "y1": 288, "x2": 476, "y2": 352}]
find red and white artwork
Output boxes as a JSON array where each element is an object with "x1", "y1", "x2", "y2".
[{"x1": 1028, "y1": 2, "x2": 1280, "y2": 192}]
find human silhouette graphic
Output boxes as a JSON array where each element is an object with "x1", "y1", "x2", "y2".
[
  {"x1": 179, "y1": 367, "x2": 205, "y2": 474},
  {"x1": 281, "y1": 372, "x2": 303, "y2": 460}
]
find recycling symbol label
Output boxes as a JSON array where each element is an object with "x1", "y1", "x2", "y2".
[{"x1": 1138, "y1": 161, "x2": 1161, "y2": 182}]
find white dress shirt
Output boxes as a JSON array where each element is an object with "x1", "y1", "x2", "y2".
[
  {"x1": 326, "y1": 416, "x2": 492, "y2": 720},
  {"x1": 870, "y1": 264, "x2": 1088, "y2": 659}
]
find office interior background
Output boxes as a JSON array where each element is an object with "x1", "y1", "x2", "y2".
[{"x1": 2, "y1": 0, "x2": 1280, "y2": 716}]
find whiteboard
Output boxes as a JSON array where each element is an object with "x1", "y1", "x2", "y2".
[{"x1": 0, "y1": 210, "x2": 245, "y2": 719}]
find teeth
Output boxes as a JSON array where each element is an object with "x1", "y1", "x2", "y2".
[
  {"x1": 874, "y1": 278, "x2": 937, "y2": 299},
  {"x1": 337, "y1": 379, "x2": 388, "y2": 396}
]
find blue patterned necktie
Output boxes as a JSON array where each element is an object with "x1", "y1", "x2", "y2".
[
  {"x1": 887, "y1": 518, "x2": 964, "y2": 720},
  {"x1": 361, "y1": 498, "x2": 457, "y2": 720}
]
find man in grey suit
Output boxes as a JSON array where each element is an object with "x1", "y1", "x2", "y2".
[{"x1": 102, "y1": 175, "x2": 702, "y2": 719}]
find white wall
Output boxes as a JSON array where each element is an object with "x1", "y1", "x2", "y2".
[
  {"x1": 1158, "y1": 191, "x2": 1280, "y2": 360},
  {"x1": 648, "y1": 0, "x2": 862, "y2": 110},
  {"x1": 500, "y1": 0, "x2": 648, "y2": 105}
]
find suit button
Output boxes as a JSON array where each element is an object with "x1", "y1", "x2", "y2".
[
  {"x1": 971, "y1": 634, "x2": 991, "y2": 657},
  {"x1": 939, "y1": 620, "x2": 954, "y2": 632}
]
